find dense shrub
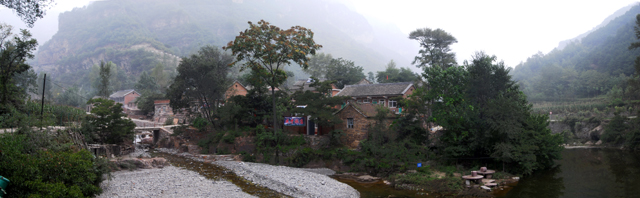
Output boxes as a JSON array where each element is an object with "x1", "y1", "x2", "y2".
[{"x1": 0, "y1": 133, "x2": 109, "y2": 197}]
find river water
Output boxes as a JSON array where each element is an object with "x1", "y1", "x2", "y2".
[{"x1": 499, "y1": 148, "x2": 640, "y2": 198}]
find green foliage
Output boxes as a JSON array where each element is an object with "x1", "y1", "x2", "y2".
[
  {"x1": 225, "y1": 20, "x2": 321, "y2": 136},
  {"x1": 95, "y1": 61, "x2": 112, "y2": 98},
  {"x1": 303, "y1": 53, "x2": 333, "y2": 78},
  {"x1": 0, "y1": 131, "x2": 109, "y2": 197},
  {"x1": 291, "y1": 77, "x2": 348, "y2": 129},
  {"x1": 409, "y1": 27, "x2": 457, "y2": 69},
  {"x1": 0, "y1": 24, "x2": 37, "y2": 112},
  {"x1": 167, "y1": 45, "x2": 232, "y2": 128},
  {"x1": 422, "y1": 52, "x2": 563, "y2": 175},
  {"x1": 197, "y1": 131, "x2": 225, "y2": 153},
  {"x1": 602, "y1": 113, "x2": 628, "y2": 144},
  {"x1": 324, "y1": 58, "x2": 366, "y2": 89},
  {"x1": 375, "y1": 60, "x2": 419, "y2": 83},
  {"x1": 0, "y1": 100, "x2": 86, "y2": 128},
  {"x1": 239, "y1": 151, "x2": 256, "y2": 162},
  {"x1": 191, "y1": 117, "x2": 209, "y2": 130},
  {"x1": 253, "y1": 125, "x2": 306, "y2": 164},
  {"x1": 84, "y1": 98, "x2": 136, "y2": 144}
]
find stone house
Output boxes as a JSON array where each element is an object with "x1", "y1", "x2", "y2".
[
  {"x1": 335, "y1": 82, "x2": 415, "y2": 114},
  {"x1": 154, "y1": 99, "x2": 173, "y2": 124},
  {"x1": 333, "y1": 102, "x2": 396, "y2": 148}
]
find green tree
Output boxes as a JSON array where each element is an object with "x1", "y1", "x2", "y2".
[
  {"x1": 303, "y1": 53, "x2": 333, "y2": 78},
  {"x1": 0, "y1": 0, "x2": 54, "y2": 27},
  {"x1": 629, "y1": 14, "x2": 640, "y2": 97},
  {"x1": 423, "y1": 52, "x2": 563, "y2": 174},
  {"x1": 57, "y1": 86, "x2": 85, "y2": 107},
  {"x1": 0, "y1": 23, "x2": 37, "y2": 111},
  {"x1": 291, "y1": 77, "x2": 347, "y2": 127},
  {"x1": 95, "y1": 60, "x2": 112, "y2": 98},
  {"x1": 84, "y1": 98, "x2": 135, "y2": 144},
  {"x1": 409, "y1": 27, "x2": 457, "y2": 69},
  {"x1": 167, "y1": 45, "x2": 233, "y2": 127},
  {"x1": 375, "y1": 60, "x2": 419, "y2": 83},
  {"x1": 224, "y1": 20, "x2": 322, "y2": 132},
  {"x1": 135, "y1": 71, "x2": 165, "y2": 115},
  {"x1": 325, "y1": 58, "x2": 365, "y2": 88},
  {"x1": 367, "y1": 71, "x2": 375, "y2": 83}
]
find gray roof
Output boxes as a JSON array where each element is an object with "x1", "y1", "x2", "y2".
[
  {"x1": 335, "y1": 82, "x2": 413, "y2": 97},
  {"x1": 109, "y1": 89, "x2": 138, "y2": 98},
  {"x1": 290, "y1": 79, "x2": 327, "y2": 92}
]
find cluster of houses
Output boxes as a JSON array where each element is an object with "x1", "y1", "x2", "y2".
[{"x1": 104, "y1": 78, "x2": 419, "y2": 149}]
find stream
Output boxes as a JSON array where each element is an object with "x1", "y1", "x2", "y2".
[
  {"x1": 498, "y1": 148, "x2": 640, "y2": 198},
  {"x1": 151, "y1": 151, "x2": 289, "y2": 198}
]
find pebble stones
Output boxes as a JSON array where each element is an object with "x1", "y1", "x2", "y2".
[{"x1": 98, "y1": 166, "x2": 256, "y2": 198}]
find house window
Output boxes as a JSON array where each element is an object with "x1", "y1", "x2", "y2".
[
  {"x1": 363, "y1": 99, "x2": 370, "y2": 103},
  {"x1": 357, "y1": 100, "x2": 362, "y2": 103},
  {"x1": 347, "y1": 118, "x2": 354, "y2": 128},
  {"x1": 389, "y1": 100, "x2": 397, "y2": 108},
  {"x1": 379, "y1": 99, "x2": 385, "y2": 106}
]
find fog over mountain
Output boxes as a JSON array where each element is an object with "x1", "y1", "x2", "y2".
[{"x1": 26, "y1": 0, "x2": 418, "y2": 91}]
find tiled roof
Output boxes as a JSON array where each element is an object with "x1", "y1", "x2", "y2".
[
  {"x1": 335, "y1": 82, "x2": 413, "y2": 97},
  {"x1": 109, "y1": 89, "x2": 138, "y2": 98},
  {"x1": 154, "y1": 99, "x2": 170, "y2": 104},
  {"x1": 333, "y1": 102, "x2": 396, "y2": 118},
  {"x1": 290, "y1": 79, "x2": 332, "y2": 92}
]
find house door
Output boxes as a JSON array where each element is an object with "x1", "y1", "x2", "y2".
[{"x1": 307, "y1": 120, "x2": 315, "y2": 135}]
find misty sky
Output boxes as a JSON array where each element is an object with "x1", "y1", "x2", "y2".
[{"x1": 2, "y1": 0, "x2": 639, "y2": 67}]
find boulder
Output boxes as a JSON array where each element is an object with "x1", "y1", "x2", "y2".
[
  {"x1": 585, "y1": 141, "x2": 594, "y2": 146},
  {"x1": 595, "y1": 140, "x2": 602, "y2": 145},
  {"x1": 356, "y1": 175, "x2": 380, "y2": 182}
]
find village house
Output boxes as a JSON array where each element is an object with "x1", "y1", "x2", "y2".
[
  {"x1": 153, "y1": 99, "x2": 173, "y2": 124},
  {"x1": 335, "y1": 82, "x2": 415, "y2": 113},
  {"x1": 332, "y1": 102, "x2": 396, "y2": 148},
  {"x1": 225, "y1": 80, "x2": 250, "y2": 99},
  {"x1": 109, "y1": 89, "x2": 141, "y2": 110},
  {"x1": 289, "y1": 79, "x2": 341, "y2": 96},
  {"x1": 332, "y1": 82, "x2": 416, "y2": 148}
]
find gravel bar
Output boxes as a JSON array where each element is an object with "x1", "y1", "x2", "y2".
[
  {"x1": 156, "y1": 148, "x2": 359, "y2": 198},
  {"x1": 98, "y1": 166, "x2": 255, "y2": 198}
]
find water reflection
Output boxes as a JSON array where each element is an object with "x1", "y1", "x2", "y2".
[
  {"x1": 500, "y1": 165, "x2": 564, "y2": 198},
  {"x1": 500, "y1": 149, "x2": 640, "y2": 198}
]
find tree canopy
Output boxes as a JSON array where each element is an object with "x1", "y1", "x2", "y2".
[
  {"x1": 84, "y1": 98, "x2": 136, "y2": 144},
  {"x1": 0, "y1": 23, "x2": 37, "y2": 111},
  {"x1": 419, "y1": 52, "x2": 563, "y2": 174},
  {"x1": 325, "y1": 58, "x2": 365, "y2": 88},
  {"x1": 375, "y1": 60, "x2": 419, "y2": 83},
  {"x1": 409, "y1": 27, "x2": 457, "y2": 69},
  {"x1": 167, "y1": 45, "x2": 232, "y2": 127},
  {"x1": 1, "y1": 0, "x2": 54, "y2": 27},
  {"x1": 224, "y1": 20, "x2": 322, "y2": 130}
]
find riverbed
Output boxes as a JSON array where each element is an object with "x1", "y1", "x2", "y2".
[{"x1": 498, "y1": 148, "x2": 640, "y2": 198}]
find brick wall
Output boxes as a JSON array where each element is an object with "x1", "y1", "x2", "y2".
[{"x1": 334, "y1": 105, "x2": 376, "y2": 149}]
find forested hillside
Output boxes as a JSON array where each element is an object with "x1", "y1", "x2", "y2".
[
  {"x1": 511, "y1": 3, "x2": 640, "y2": 101},
  {"x1": 33, "y1": 0, "x2": 416, "y2": 94}
]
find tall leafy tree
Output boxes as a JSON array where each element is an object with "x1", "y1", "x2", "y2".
[
  {"x1": 628, "y1": 14, "x2": 640, "y2": 97},
  {"x1": 95, "y1": 61, "x2": 112, "y2": 98},
  {"x1": 422, "y1": 52, "x2": 563, "y2": 174},
  {"x1": 167, "y1": 45, "x2": 233, "y2": 127},
  {"x1": 303, "y1": 53, "x2": 333, "y2": 78},
  {"x1": 224, "y1": 20, "x2": 322, "y2": 132},
  {"x1": 409, "y1": 27, "x2": 457, "y2": 69},
  {"x1": 291, "y1": 77, "x2": 348, "y2": 127},
  {"x1": 376, "y1": 60, "x2": 419, "y2": 83},
  {"x1": 84, "y1": 98, "x2": 136, "y2": 144},
  {"x1": 0, "y1": 23, "x2": 37, "y2": 110},
  {"x1": 325, "y1": 58, "x2": 365, "y2": 88},
  {"x1": 0, "y1": 0, "x2": 54, "y2": 27}
]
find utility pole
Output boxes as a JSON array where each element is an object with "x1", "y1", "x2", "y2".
[{"x1": 40, "y1": 74, "x2": 46, "y2": 130}]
